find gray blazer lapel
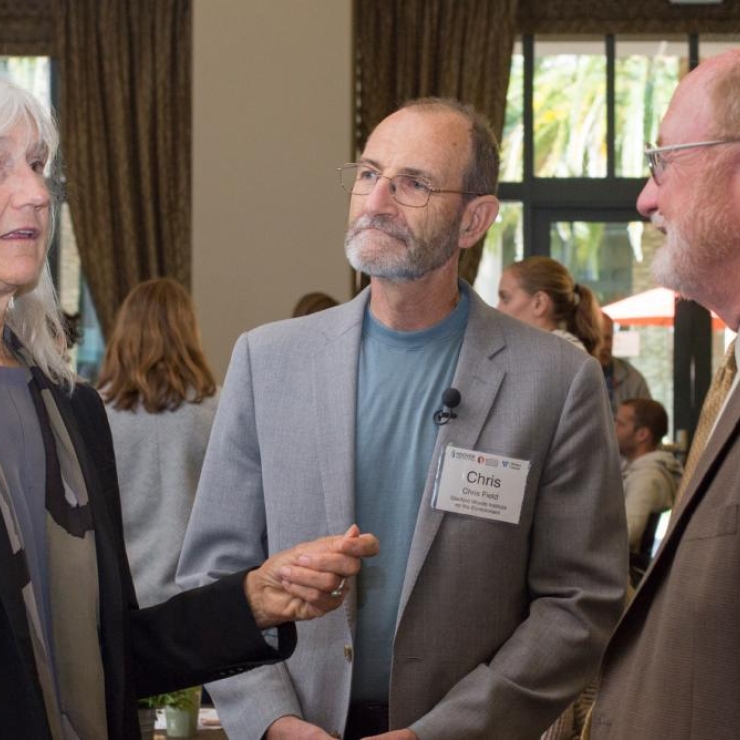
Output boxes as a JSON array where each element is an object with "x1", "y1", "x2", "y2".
[
  {"x1": 398, "y1": 291, "x2": 507, "y2": 621},
  {"x1": 312, "y1": 289, "x2": 370, "y2": 538}
]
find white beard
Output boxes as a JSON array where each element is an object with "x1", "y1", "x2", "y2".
[
  {"x1": 344, "y1": 212, "x2": 461, "y2": 282},
  {"x1": 651, "y1": 224, "x2": 703, "y2": 301},
  {"x1": 651, "y1": 194, "x2": 738, "y2": 307}
]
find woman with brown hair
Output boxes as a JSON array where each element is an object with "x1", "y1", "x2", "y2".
[
  {"x1": 98, "y1": 277, "x2": 219, "y2": 607},
  {"x1": 497, "y1": 256, "x2": 603, "y2": 356},
  {"x1": 292, "y1": 290, "x2": 339, "y2": 317}
]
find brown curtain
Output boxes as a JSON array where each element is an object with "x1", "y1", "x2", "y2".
[
  {"x1": 517, "y1": 0, "x2": 740, "y2": 34},
  {"x1": 53, "y1": 0, "x2": 192, "y2": 337},
  {"x1": 0, "y1": 0, "x2": 54, "y2": 54},
  {"x1": 354, "y1": 0, "x2": 518, "y2": 290}
]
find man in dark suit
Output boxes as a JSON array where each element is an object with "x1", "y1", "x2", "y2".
[{"x1": 591, "y1": 48, "x2": 740, "y2": 739}]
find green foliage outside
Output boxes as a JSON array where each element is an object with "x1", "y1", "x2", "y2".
[{"x1": 486, "y1": 45, "x2": 681, "y2": 280}]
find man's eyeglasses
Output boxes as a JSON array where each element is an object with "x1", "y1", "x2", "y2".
[
  {"x1": 644, "y1": 139, "x2": 740, "y2": 184},
  {"x1": 337, "y1": 163, "x2": 485, "y2": 208}
]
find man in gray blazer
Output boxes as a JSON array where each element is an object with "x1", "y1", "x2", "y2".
[
  {"x1": 178, "y1": 98, "x2": 627, "y2": 740},
  {"x1": 590, "y1": 49, "x2": 740, "y2": 740}
]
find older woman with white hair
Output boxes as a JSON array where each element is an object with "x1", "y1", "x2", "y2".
[{"x1": 0, "y1": 78, "x2": 377, "y2": 740}]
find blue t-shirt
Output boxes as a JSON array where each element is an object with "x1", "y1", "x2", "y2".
[{"x1": 352, "y1": 287, "x2": 469, "y2": 702}]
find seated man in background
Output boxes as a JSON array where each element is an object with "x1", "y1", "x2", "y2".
[
  {"x1": 615, "y1": 398, "x2": 682, "y2": 555},
  {"x1": 600, "y1": 313, "x2": 651, "y2": 415}
]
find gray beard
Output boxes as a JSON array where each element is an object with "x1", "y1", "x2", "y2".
[
  {"x1": 651, "y1": 221, "x2": 729, "y2": 305},
  {"x1": 651, "y1": 232, "x2": 701, "y2": 300},
  {"x1": 344, "y1": 213, "x2": 461, "y2": 282},
  {"x1": 650, "y1": 180, "x2": 738, "y2": 306}
]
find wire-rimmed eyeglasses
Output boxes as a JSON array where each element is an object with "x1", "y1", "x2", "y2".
[
  {"x1": 337, "y1": 163, "x2": 485, "y2": 208},
  {"x1": 644, "y1": 139, "x2": 740, "y2": 184}
]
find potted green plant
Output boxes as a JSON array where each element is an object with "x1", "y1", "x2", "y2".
[
  {"x1": 136, "y1": 697, "x2": 158, "y2": 740},
  {"x1": 148, "y1": 687, "x2": 202, "y2": 738}
]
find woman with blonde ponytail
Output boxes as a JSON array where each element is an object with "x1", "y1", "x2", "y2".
[{"x1": 497, "y1": 255, "x2": 602, "y2": 356}]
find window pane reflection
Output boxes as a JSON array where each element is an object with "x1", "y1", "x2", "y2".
[
  {"x1": 0, "y1": 56, "x2": 51, "y2": 106},
  {"x1": 500, "y1": 47, "x2": 523, "y2": 183},
  {"x1": 615, "y1": 38, "x2": 683, "y2": 178},
  {"x1": 474, "y1": 202, "x2": 524, "y2": 306},
  {"x1": 534, "y1": 37, "x2": 606, "y2": 177}
]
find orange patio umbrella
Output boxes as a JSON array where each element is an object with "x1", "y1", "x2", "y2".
[{"x1": 603, "y1": 287, "x2": 725, "y2": 330}]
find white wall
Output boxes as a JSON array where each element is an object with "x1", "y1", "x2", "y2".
[{"x1": 192, "y1": 0, "x2": 354, "y2": 378}]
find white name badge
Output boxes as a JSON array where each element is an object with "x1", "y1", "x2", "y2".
[{"x1": 432, "y1": 444, "x2": 531, "y2": 524}]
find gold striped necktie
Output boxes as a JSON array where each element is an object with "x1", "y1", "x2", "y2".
[{"x1": 676, "y1": 338, "x2": 737, "y2": 504}]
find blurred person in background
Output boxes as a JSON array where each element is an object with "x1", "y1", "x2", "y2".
[
  {"x1": 614, "y1": 398, "x2": 681, "y2": 552},
  {"x1": 599, "y1": 312, "x2": 651, "y2": 415},
  {"x1": 292, "y1": 290, "x2": 339, "y2": 317},
  {"x1": 497, "y1": 255, "x2": 602, "y2": 356},
  {"x1": 98, "y1": 277, "x2": 219, "y2": 607}
]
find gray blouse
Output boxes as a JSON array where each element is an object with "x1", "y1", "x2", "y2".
[{"x1": 0, "y1": 367, "x2": 54, "y2": 654}]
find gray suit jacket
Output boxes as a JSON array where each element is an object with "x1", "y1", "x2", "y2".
[
  {"x1": 178, "y1": 286, "x2": 627, "y2": 740},
  {"x1": 592, "y1": 380, "x2": 740, "y2": 740}
]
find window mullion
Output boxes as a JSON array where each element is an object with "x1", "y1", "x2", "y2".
[{"x1": 606, "y1": 34, "x2": 615, "y2": 180}]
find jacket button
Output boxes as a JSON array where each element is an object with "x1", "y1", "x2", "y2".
[{"x1": 343, "y1": 644, "x2": 353, "y2": 661}]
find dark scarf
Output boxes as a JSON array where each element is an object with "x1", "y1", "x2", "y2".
[{"x1": 0, "y1": 329, "x2": 108, "y2": 739}]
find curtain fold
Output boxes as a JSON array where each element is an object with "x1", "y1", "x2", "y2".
[
  {"x1": 0, "y1": 0, "x2": 54, "y2": 54},
  {"x1": 53, "y1": 0, "x2": 192, "y2": 337},
  {"x1": 355, "y1": 0, "x2": 519, "y2": 288}
]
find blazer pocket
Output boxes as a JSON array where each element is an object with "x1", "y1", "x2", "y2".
[{"x1": 684, "y1": 504, "x2": 738, "y2": 541}]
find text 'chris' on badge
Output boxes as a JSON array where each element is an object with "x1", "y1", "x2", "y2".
[{"x1": 432, "y1": 444, "x2": 531, "y2": 524}]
